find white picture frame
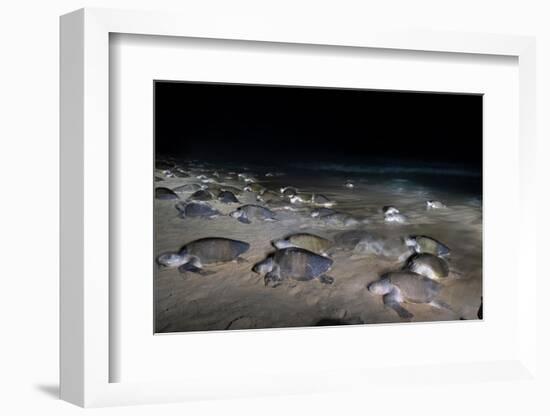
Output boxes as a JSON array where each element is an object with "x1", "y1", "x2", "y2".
[{"x1": 60, "y1": 7, "x2": 537, "y2": 408}]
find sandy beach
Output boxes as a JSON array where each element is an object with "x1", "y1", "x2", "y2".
[{"x1": 154, "y1": 160, "x2": 482, "y2": 333}]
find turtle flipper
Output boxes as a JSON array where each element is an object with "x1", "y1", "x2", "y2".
[
  {"x1": 178, "y1": 257, "x2": 215, "y2": 276},
  {"x1": 235, "y1": 256, "x2": 248, "y2": 264},
  {"x1": 178, "y1": 263, "x2": 201, "y2": 274},
  {"x1": 264, "y1": 265, "x2": 283, "y2": 288},
  {"x1": 319, "y1": 275, "x2": 334, "y2": 285},
  {"x1": 429, "y1": 300, "x2": 454, "y2": 313},
  {"x1": 383, "y1": 292, "x2": 413, "y2": 319},
  {"x1": 237, "y1": 215, "x2": 251, "y2": 224}
]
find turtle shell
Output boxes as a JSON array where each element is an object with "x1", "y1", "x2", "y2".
[
  {"x1": 273, "y1": 248, "x2": 333, "y2": 280},
  {"x1": 185, "y1": 238, "x2": 250, "y2": 264},
  {"x1": 386, "y1": 271, "x2": 441, "y2": 303}
]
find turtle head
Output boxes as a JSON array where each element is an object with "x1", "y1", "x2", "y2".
[
  {"x1": 234, "y1": 241, "x2": 251, "y2": 255},
  {"x1": 264, "y1": 271, "x2": 283, "y2": 288},
  {"x1": 367, "y1": 278, "x2": 392, "y2": 295},
  {"x1": 252, "y1": 257, "x2": 274, "y2": 275},
  {"x1": 437, "y1": 244, "x2": 451, "y2": 257},
  {"x1": 404, "y1": 236, "x2": 417, "y2": 249},
  {"x1": 157, "y1": 252, "x2": 186, "y2": 269},
  {"x1": 272, "y1": 239, "x2": 293, "y2": 250},
  {"x1": 177, "y1": 247, "x2": 192, "y2": 263},
  {"x1": 174, "y1": 201, "x2": 187, "y2": 212},
  {"x1": 229, "y1": 208, "x2": 243, "y2": 219},
  {"x1": 280, "y1": 187, "x2": 297, "y2": 197}
]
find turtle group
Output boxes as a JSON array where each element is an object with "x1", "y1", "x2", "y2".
[{"x1": 154, "y1": 158, "x2": 475, "y2": 325}]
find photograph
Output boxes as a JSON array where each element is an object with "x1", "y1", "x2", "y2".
[{"x1": 154, "y1": 81, "x2": 483, "y2": 333}]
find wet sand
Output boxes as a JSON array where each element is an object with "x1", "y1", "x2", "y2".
[{"x1": 154, "y1": 162, "x2": 482, "y2": 333}]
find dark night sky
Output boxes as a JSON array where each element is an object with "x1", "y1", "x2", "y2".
[{"x1": 154, "y1": 81, "x2": 482, "y2": 172}]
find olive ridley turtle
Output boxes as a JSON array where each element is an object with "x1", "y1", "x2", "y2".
[
  {"x1": 218, "y1": 190, "x2": 240, "y2": 204},
  {"x1": 405, "y1": 235, "x2": 450, "y2": 257},
  {"x1": 229, "y1": 204, "x2": 277, "y2": 224},
  {"x1": 189, "y1": 189, "x2": 214, "y2": 201},
  {"x1": 272, "y1": 233, "x2": 332, "y2": 256},
  {"x1": 155, "y1": 187, "x2": 179, "y2": 200},
  {"x1": 426, "y1": 200, "x2": 447, "y2": 209},
  {"x1": 157, "y1": 237, "x2": 250, "y2": 275},
  {"x1": 406, "y1": 253, "x2": 449, "y2": 280},
  {"x1": 175, "y1": 201, "x2": 221, "y2": 219},
  {"x1": 253, "y1": 247, "x2": 334, "y2": 287},
  {"x1": 367, "y1": 271, "x2": 453, "y2": 319}
]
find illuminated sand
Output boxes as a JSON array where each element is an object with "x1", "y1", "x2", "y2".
[{"x1": 154, "y1": 166, "x2": 482, "y2": 333}]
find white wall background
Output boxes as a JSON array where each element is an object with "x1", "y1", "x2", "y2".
[{"x1": 0, "y1": 1, "x2": 548, "y2": 414}]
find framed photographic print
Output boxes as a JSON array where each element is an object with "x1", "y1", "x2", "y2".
[
  {"x1": 60, "y1": 7, "x2": 538, "y2": 408},
  {"x1": 153, "y1": 81, "x2": 483, "y2": 333}
]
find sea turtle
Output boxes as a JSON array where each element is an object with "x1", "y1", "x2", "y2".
[
  {"x1": 382, "y1": 206, "x2": 400, "y2": 215},
  {"x1": 405, "y1": 235, "x2": 450, "y2": 257},
  {"x1": 406, "y1": 253, "x2": 449, "y2": 280},
  {"x1": 219, "y1": 185, "x2": 244, "y2": 195},
  {"x1": 189, "y1": 189, "x2": 213, "y2": 201},
  {"x1": 253, "y1": 247, "x2": 335, "y2": 287},
  {"x1": 426, "y1": 200, "x2": 447, "y2": 209},
  {"x1": 280, "y1": 186, "x2": 298, "y2": 197},
  {"x1": 384, "y1": 212, "x2": 407, "y2": 223},
  {"x1": 175, "y1": 201, "x2": 221, "y2": 219},
  {"x1": 353, "y1": 234, "x2": 412, "y2": 261},
  {"x1": 243, "y1": 183, "x2": 266, "y2": 194},
  {"x1": 203, "y1": 183, "x2": 223, "y2": 194},
  {"x1": 289, "y1": 194, "x2": 310, "y2": 204},
  {"x1": 367, "y1": 271, "x2": 453, "y2": 319},
  {"x1": 229, "y1": 204, "x2": 277, "y2": 224},
  {"x1": 218, "y1": 190, "x2": 240, "y2": 204},
  {"x1": 288, "y1": 192, "x2": 327, "y2": 205},
  {"x1": 272, "y1": 233, "x2": 332, "y2": 256},
  {"x1": 155, "y1": 187, "x2": 179, "y2": 200},
  {"x1": 157, "y1": 237, "x2": 250, "y2": 275},
  {"x1": 238, "y1": 173, "x2": 256, "y2": 183}
]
